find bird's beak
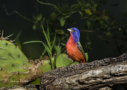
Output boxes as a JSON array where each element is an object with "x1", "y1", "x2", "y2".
[{"x1": 67, "y1": 28, "x2": 73, "y2": 32}]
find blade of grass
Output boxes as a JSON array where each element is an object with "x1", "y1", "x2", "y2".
[
  {"x1": 23, "y1": 41, "x2": 42, "y2": 44},
  {"x1": 41, "y1": 42, "x2": 51, "y2": 56},
  {"x1": 51, "y1": 33, "x2": 56, "y2": 51},
  {"x1": 40, "y1": 49, "x2": 46, "y2": 58},
  {"x1": 41, "y1": 22, "x2": 51, "y2": 50},
  {"x1": 47, "y1": 21, "x2": 50, "y2": 45}
]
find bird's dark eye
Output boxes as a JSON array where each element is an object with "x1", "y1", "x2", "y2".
[{"x1": 74, "y1": 30, "x2": 76, "y2": 32}]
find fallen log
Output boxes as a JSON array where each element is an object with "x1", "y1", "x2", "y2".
[{"x1": 40, "y1": 52, "x2": 127, "y2": 90}]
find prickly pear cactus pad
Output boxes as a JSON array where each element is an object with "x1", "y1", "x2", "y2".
[
  {"x1": 0, "y1": 38, "x2": 52, "y2": 88},
  {"x1": 0, "y1": 39, "x2": 30, "y2": 87}
]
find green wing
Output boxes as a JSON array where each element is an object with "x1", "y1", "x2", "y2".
[{"x1": 77, "y1": 42, "x2": 88, "y2": 62}]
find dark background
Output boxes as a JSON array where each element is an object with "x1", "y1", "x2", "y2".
[{"x1": 0, "y1": 0, "x2": 127, "y2": 61}]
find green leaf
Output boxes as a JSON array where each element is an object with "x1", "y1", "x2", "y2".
[
  {"x1": 77, "y1": 0, "x2": 82, "y2": 6},
  {"x1": 65, "y1": 15, "x2": 71, "y2": 19},
  {"x1": 118, "y1": 28, "x2": 122, "y2": 31},
  {"x1": 54, "y1": 45, "x2": 62, "y2": 60},
  {"x1": 85, "y1": 3, "x2": 90, "y2": 7},
  {"x1": 55, "y1": 29, "x2": 65, "y2": 34},
  {"x1": 40, "y1": 59, "x2": 53, "y2": 72},
  {"x1": 50, "y1": 12, "x2": 56, "y2": 19},
  {"x1": 40, "y1": 49, "x2": 46, "y2": 58},
  {"x1": 61, "y1": 43, "x2": 66, "y2": 46},
  {"x1": 15, "y1": 31, "x2": 22, "y2": 50},
  {"x1": 40, "y1": 21, "x2": 55, "y2": 69},
  {"x1": 37, "y1": 13, "x2": 42, "y2": 21},
  {"x1": 41, "y1": 22, "x2": 51, "y2": 50},
  {"x1": 23, "y1": 41, "x2": 42, "y2": 44},
  {"x1": 60, "y1": 17, "x2": 65, "y2": 26},
  {"x1": 102, "y1": 10, "x2": 106, "y2": 15},
  {"x1": 15, "y1": 40, "x2": 22, "y2": 50},
  {"x1": 94, "y1": 4, "x2": 98, "y2": 8},
  {"x1": 100, "y1": 20, "x2": 103, "y2": 24},
  {"x1": 71, "y1": 4, "x2": 78, "y2": 8},
  {"x1": 79, "y1": 11, "x2": 83, "y2": 17},
  {"x1": 46, "y1": 21, "x2": 51, "y2": 48},
  {"x1": 51, "y1": 33, "x2": 56, "y2": 51},
  {"x1": 85, "y1": 52, "x2": 88, "y2": 62},
  {"x1": 33, "y1": 25, "x2": 36, "y2": 30},
  {"x1": 56, "y1": 54, "x2": 79, "y2": 68},
  {"x1": 87, "y1": 21, "x2": 91, "y2": 27},
  {"x1": 29, "y1": 79, "x2": 40, "y2": 85},
  {"x1": 106, "y1": 31, "x2": 111, "y2": 37},
  {"x1": 42, "y1": 42, "x2": 51, "y2": 56},
  {"x1": 87, "y1": 41, "x2": 91, "y2": 45},
  {"x1": 85, "y1": 9, "x2": 92, "y2": 15},
  {"x1": 43, "y1": 17, "x2": 45, "y2": 22}
]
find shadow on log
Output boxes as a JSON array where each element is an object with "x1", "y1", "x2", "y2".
[{"x1": 40, "y1": 52, "x2": 127, "y2": 90}]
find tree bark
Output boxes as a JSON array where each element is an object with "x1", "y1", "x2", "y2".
[{"x1": 40, "y1": 52, "x2": 127, "y2": 90}]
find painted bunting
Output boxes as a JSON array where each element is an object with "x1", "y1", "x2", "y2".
[{"x1": 66, "y1": 27, "x2": 86, "y2": 64}]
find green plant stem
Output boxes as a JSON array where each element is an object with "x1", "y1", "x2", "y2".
[
  {"x1": 50, "y1": 57, "x2": 54, "y2": 69},
  {"x1": 37, "y1": 0, "x2": 61, "y2": 13},
  {"x1": 24, "y1": 40, "x2": 54, "y2": 69},
  {"x1": 23, "y1": 41, "x2": 42, "y2": 44},
  {"x1": 5, "y1": 10, "x2": 33, "y2": 22}
]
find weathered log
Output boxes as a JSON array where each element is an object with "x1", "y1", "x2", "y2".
[
  {"x1": 40, "y1": 52, "x2": 127, "y2": 90},
  {"x1": 0, "y1": 84, "x2": 39, "y2": 90}
]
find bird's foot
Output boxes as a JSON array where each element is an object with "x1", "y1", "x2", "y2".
[
  {"x1": 67, "y1": 61, "x2": 75, "y2": 66},
  {"x1": 79, "y1": 61, "x2": 83, "y2": 67}
]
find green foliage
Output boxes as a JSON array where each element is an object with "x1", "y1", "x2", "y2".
[
  {"x1": 15, "y1": 31, "x2": 22, "y2": 50},
  {"x1": 40, "y1": 59, "x2": 53, "y2": 73},
  {"x1": 85, "y1": 52, "x2": 88, "y2": 62},
  {"x1": 55, "y1": 29, "x2": 65, "y2": 34},
  {"x1": 32, "y1": 25, "x2": 36, "y2": 30},
  {"x1": 56, "y1": 52, "x2": 88, "y2": 68},
  {"x1": 85, "y1": 9, "x2": 92, "y2": 15},
  {"x1": 29, "y1": 78, "x2": 40, "y2": 85},
  {"x1": 56, "y1": 54, "x2": 79, "y2": 68},
  {"x1": 24, "y1": 22, "x2": 57, "y2": 69},
  {"x1": 5, "y1": 0, "x2": 127, "y2": 72},
  {"x1": 60, "y1": 17, "x2": 65, "y2": 26},
  {"x1": 4, "y1": 0, "x2": 127, "y2": 55},
  {"x1": 41, "y1": 22, "x2": 56, "y2": 69}
]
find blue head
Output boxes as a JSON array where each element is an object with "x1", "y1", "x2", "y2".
[{"x1": 67, "y1": 27, "x2": 80, "y2": 42}]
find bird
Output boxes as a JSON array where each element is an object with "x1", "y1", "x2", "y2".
[{"x1": 66, "y1": 27, "x2": 86, "y2": 65}]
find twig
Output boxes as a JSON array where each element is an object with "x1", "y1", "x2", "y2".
[
  {"x1": 2, "y1": 4, "x2": 33, "y2": 22},
  {"x1": 80, "y1": 30, "x2": 94, "y2": 32},
  {"x1": 37, "y1": 0, "x2": 61, "y2": 13}
]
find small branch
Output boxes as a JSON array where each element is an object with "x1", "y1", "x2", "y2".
[
  {"x1": 7, "y1": 11, "x2": 33, "y2": 22},
  {"x1": 63, "y1": 11, "x2": 78, "y2": 16},
  {"x1": 114, "y1": 37, "x2": 127, "y2": 41},
  {"x1": 91, "y1": 9, "x2": 126, "y2": 31},
  {"x1": 80, "y1": 30, "x2": 94, "y2": 32},
  {"x1": 2, "y1": 4, "x2": 33, "y2": 22},
  {"x1": 37, "y1": 0, "x2": 61, "y2": 13}
]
